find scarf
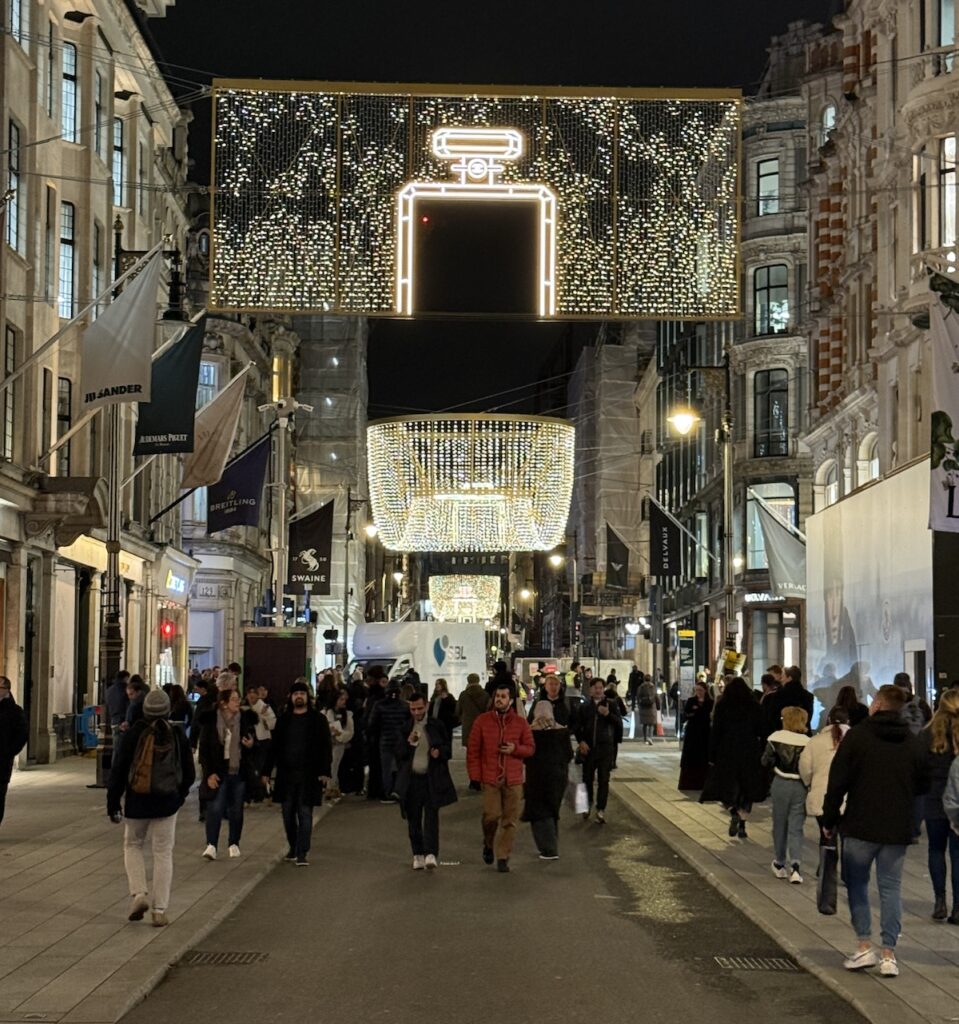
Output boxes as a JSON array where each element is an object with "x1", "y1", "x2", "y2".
[{"x1": 217, "y1": 709, "x2": 241, "y2": 773}]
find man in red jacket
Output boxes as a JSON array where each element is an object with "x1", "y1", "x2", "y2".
[{"x1": 467, "y1": 681, "x2": 534, "y2": 873}]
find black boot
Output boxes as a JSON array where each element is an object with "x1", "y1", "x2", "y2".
[
  {"x1": 948, "y1": 904, "x2": 959, "y2": 925},
  {"x1": 934, "y1": 894, "x2": 948, "y2": 920},
  {"x1": 727, "y1": 812, "x2": 739, "y2": 837},
  {"x1": 737, "y1": 818, "x2": 748, "y2": 840}
]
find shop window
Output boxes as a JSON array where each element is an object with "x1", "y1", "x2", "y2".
[
  {"x1": 754, "y1": 368, "x2": 789, "y2": 457},
  {"x1": 757, "y1": 158, "x2": 779, "y2": 215},
  {"x1": 746, "y1": 482, "x2": 796, "y2": 570},
  {"x1": 754, "y1": 264, "x2": 789, "y2": 336}
]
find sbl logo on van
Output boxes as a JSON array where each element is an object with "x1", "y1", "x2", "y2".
[{"x1": 433, "y1": 635, "x2": 466, "y2": 667}]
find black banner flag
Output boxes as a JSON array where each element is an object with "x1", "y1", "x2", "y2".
[
  {"x1": 133, "y1": 319, "x2": 204, "y2": 455},
  {"x1": 606, "y1": 524, "x2": 629, "y2": 589},
  {"x1": 288, "y1": 501, "x2": 334, "y2": 595},
  {"x1": 649, "y1": 499, "x2": 683, "y2": 577},
  {"x1": 206, "y1": 434, "x2": 271, "y2": 535}
]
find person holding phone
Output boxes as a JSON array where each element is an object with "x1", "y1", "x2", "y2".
[{"x1": 575, "y1": 678, "x2": 622, "y2": 823}]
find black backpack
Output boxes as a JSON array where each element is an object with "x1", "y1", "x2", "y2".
[{"x1": 128, "y1": 720, "x2": 182, "y2": 797}]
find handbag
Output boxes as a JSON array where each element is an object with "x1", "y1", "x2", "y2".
[{"x1": 817, "y1": 839, "x2": 839, "y2": 915}]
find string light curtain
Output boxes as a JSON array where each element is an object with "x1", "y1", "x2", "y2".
[
  {"x1": 429, "y1": 575, "x2": 501, "y2": 622},
  {"x1": 367, "y1": 414, "x2": 575, "y2": 551},
  {"x1": 211, "y1": 81, "x2": 740, "y2": 319}
]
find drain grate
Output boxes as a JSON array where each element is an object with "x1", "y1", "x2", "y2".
[
  {"x1": 614, "y1": 777, "x2": 656, "y2": 783},
  {"x1": 182, "y1": 951, "x2": 269, "y2": 967},
  {"x1": 714, "y1": 955, "x2": 798, "y2": 972}
]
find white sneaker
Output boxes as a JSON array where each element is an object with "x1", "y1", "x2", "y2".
[
  {"x1": 789, "y1": 867, "x2": 804, "y2": 885},
  {"x1": 228, "y1": 844, "x2": 241, "y2": 858},
  {"x1": 843, "y1": 947, "x2": 879, "y2": 971},
  {"x1": 771, "y1": 861, "x2": 788, "y2": 879},
  {"x1": 596, "y1": 810, "x2": 606, "y2": 824},
  {"x1": 879, "y1": 956, "x2": 899, "y2": 978},
  {"x1": 412, "y1": 855, "x2": 426, "y2": 870},
  {"x1": 425, "y1": 854, "x2": 438, "y2": 870},
  {"x1": 202, "y1": 844, "x2": 217, "y2": 861}
]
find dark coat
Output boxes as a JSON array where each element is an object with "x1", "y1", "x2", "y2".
[
  {"x1": 393, "y1": 718, "x2": 457, "y2": 809},
  {"x1": 105, "y1": 677, "x2": 129, "y2": 728},
  {"x1": 822, "y1": 710, "x2": 930, "y2": 844},
  {"x1": 700, "y1": 699, "x2": 766, "y2": 807},
  {"x1": 264, "y1": 709, "x2": 333, "y2": 807},
  {"x1": 575, "y1": 697, "x2": 622, "y2": 750},
  {"x1": 369, "y1": 693, "x2": 410, "y2": 749},
  {"x1": 522, "y1": 726, "x2": 573, "y2": 822},
  {"x1": 678, "y1": 696, "x2": 713, "y2": 791},
  {"x1": 636, "y1": 681, "x2": 659, "y2": 726},
  {"x1": 0, "y1": 696, "x2": 28, "y2": 782},
  {"x1": 428, "y1": 693, "x2": 459, "y2": 737},
  {"x1": 107, "y1": 718, "x2": 195, "y2": 819},
  {"x1": 197, "y1": 708, "x2": 259, "y2": 788},
  {"x1": 762, "y1": 680, "x2": 814, "y2": 739},
  {"x1": 456, "y1": 683, "x2": 490, "y2": 746},
  {"x1": 920, "y1": 730, "x2": 956, "y2": 822}
]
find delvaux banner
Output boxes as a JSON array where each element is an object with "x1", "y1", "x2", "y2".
[
  {"x1": 605, "y1": 524, "x2": 629, "y2": 589},
  {"x1": 79, "y1": 252, "x2": 163, "y2": 412},
  {"x1": 133, "y1": 318, "x2": 205, "y2": 455},
  {"x1": 287, "y1": 501, "x2": 334, "y2": 595},
  {"x1": 206, "y1": 434, "x2": 271, "y2": 535},
  {"x1": 648, "y1": 498, "x2": 682, "y2": 577},
  {"x1": 929, "y1": 298, "x2": 959, "y2": 532}
]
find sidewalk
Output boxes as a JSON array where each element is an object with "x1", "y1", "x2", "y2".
[
  {"x1": 612, "y1": 742, "x2": 959, "y2": 1024},
  {"x1": 0, "y1": 756, "x2": 325, "y2": 1023}
]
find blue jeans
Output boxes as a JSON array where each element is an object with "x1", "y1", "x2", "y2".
[
  {"x1": 770, "y1": 776, "x2": 806, "y2": 869},
  {"x1": 281, "y1": 781, "x2": 313, "y2": 860},
  {"x1": 842, "y1": 836, "x2": 907, "y2": 949},
  {"x1": 205, "y1": 773, "x2": 246, "y2": 848},
  {"x1": 926, "y1": 815, "x2": 959, "y2": 904}
]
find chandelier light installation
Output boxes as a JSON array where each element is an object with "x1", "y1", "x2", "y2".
[
  {"x1": 429, "y1": 575, "x2": 501, "y2": 622},
  {"x1": 367, "y1": 414, "x2": 575, "y2": 552}
]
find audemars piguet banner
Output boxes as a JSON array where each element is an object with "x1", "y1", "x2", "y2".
[
  {"x1": 756, "y1": 502, "x2": 806, "y2": 599},
  {"x1": 929, "y1": 299, "x2": 959, "y2": 532},
  {"x1": 79, "y1": 252, "x2": 163, "y2": 412},
  {"x1": 649, "y1": 498, "x2": 682, "y2": 577},
  {"x1": 288, "y1": 502, "x2": 334, "y2": 595},
  {"x1": 605, "y1": 524, "x2": 629, "y2": 589},
  {"x1": 206, "y1": 434, "x2": 271, "y2": 535},
  {"x1": 133, "y1": 319, "x2": 204, "y2": 455}
]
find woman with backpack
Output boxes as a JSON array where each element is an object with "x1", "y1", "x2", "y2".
[
  {"x1": 637, "y1": 675, "x2": 658, "y2": 745},
  {"x1": 197, "y1": 688, "x2": 258, "y2": 861},
  {"x1": 107, "y1": 689, "x2": 195, "y2": 927}
]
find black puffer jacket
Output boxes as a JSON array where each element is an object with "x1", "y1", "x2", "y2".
[
  {"x1": 522, "y1": 725, "x2": 573, "y2": 822},
  {"x1": 369, "y1": 693, "x2": 411, "y2": 749},
  {"x1": 0, "y1": 696, "x2": 28, "y2": 782},
  {"x1": 761, "y1": 729, "x2": 811, "y2": 779}
]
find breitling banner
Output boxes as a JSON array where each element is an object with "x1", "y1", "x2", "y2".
[
  {"x1": 287, "y1": 501, "x2": 334, "y2": 595},
  {"x1": 205, "y1": 434, "x2": 271, "y2": 535},
  {"x1": 79, "y1": 252, "x2": 163, "y2": 412},
  {"x1": 929, "y1": 298, "x2": 959, "y2": 532},
  {"x1": 133, "y1": 318, "x2": 205, "y2": 455}
]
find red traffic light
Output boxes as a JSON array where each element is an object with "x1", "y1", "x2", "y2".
[{"x1": 160, "y1": 620, "x2": 175, "y2": 640}]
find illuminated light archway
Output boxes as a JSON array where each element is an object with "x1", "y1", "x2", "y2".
[
  {"x1": 367, "y1": 414, "x2": 575, "y2": 552},
  {"x1": 429, "y1": 575, "x2": 501, "y2": 622}
]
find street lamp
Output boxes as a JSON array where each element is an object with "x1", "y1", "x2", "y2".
[
  {"x1": 519, "y1": 587, "x2": 531, "y2": 601},
  {"x1": 548, "y1": 551, "x2": 564, "y2": 568},
  {"x1": 392, "y1": 570, "x2": 404, "y2": 585},
  {"x1": 364, "y1": 522, "x2": 379, "y2": 538},
  {"x1": 667, "y1": 334, "x2": 737, "y2": 656}
]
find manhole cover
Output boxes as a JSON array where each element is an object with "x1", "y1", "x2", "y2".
[
  {"x1": 182, "y1": 951, "x2": 269, "y2": 966},
  {"x1": 714, "y1": 955, "x2": 798, "y2": 972}
]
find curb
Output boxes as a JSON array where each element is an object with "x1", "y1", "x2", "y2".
[{"x1": 611, "y1": 783, "x2": 929, "y2": 1024}]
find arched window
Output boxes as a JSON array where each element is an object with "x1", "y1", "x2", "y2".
[
  {"x1": 820, "y1": 460, "x2": 839, "y2": 509},
  {"x1": 820, "y1": 103, "x2": 837, "y2": 146},
  {"x1": 858, "y1": 433, "x2": 880, "y2": 485}
]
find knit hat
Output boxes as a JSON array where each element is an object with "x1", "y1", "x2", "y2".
[
  {"x1": 289, "y1": 681, "x2": 310, "y2": 695},
  {"x1": 532, "y1": 700, "x2": 555, "y2": 722},
  {"x1": 143, "y1": 689, "x2": 171, "y2": 719}
]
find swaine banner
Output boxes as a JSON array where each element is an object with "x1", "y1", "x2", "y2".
[
  {"x1": 649, "y1": 498, "x2": 682, "y2": 577},
  {"x1": 929, "y1": 298, "x2": 959, "y2": 532},
  {"x1": 205, "y1": 434, "x2": 271, "y2": 535},
  {"x1": 79, "y1": 252, "x2": 163, "y2": 412},
  {"x1": 605, "y1": 524, "x2": 629, "y2": 589},
  {"x1": 287, "y1": 502, "x2": 334, "y2": 595},
  {"x1": 133, "y1": 319, "x2": 205, "y2": 455},
  {"x1": 755, "y1": 503, "x2": 806, "y2": 599}
]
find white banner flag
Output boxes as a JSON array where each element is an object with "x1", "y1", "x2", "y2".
[
  {"x1": 929, "y1": 299, "x2": 959, "y2": 531},
  {"x1": 756, "y1": 502, "x2": 806, "y2": 599},
  {"x1": 79, "y1": 253, "x2": 162, "y2": 412},
  {"x1": 180, "y1": 368, "x2": 248, "y2": 490}
]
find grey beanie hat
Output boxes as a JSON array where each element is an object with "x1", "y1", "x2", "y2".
[{"x1": 143, "y1": 688, "x2": 171, "y2": 719}]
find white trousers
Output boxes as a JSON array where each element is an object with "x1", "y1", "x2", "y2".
[{"x1": 124, "y1": 812, "x2": 178, "y2": 913}]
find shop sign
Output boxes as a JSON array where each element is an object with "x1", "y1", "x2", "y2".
[
  {"x1": 165, "y1": 570, "x2": 187, "y2": 595},
  {"x1": 744, "y1": 592, "x2": 782, "y2": 604}
]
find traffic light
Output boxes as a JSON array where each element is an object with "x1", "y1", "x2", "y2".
[
  {"x1": 322, "y1": 628, "x2": 339, "y2": 640},
  {"x1": 159, "y1": 620, "x2": 175, "y2": 641}
]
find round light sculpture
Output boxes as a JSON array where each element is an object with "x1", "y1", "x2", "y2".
[
  {"x1": 367, "y1": 414, "x2": 575, "y2": 551},
  {"x1": 429, "y1": 575, "x2": 501, "y2": 623}
]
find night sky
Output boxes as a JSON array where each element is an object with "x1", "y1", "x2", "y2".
[{"x1": 149, "y1": 0, "x2": 841, "y2": 417}]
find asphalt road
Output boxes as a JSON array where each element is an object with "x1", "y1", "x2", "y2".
[{"x1": 122, "y1": 768, "x2": 865, "y2": 1024}]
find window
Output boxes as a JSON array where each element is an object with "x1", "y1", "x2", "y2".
[
  {"x1": 46, "y1": 24, "x2": 55, "y2": 118},
  {"x1": 941, "y1": 0, "x2": 956, "y2": 72},
  {"x1": 754, "y1": 264, "x2": 789, "y2": 335},
  {"x1": 757, "y1": 158, "x2": 780, "y2": 215},
  {"x1": 61, "y1": 42, "x2": 78, "y2": 143},
  {"x1": 197, "y1": 360, "x2": 219, "y2": 409},
  {"x1": 92, "y1": 221, "x2": 103, "y2": 318},
  {"x1": 820, "y1": 103, "x2": 837, "y2": 146},
  {"x1": 44, "y1": 186, "x2": 55, "y2": 301},
  {"x1": 112, "y1": 118, "x2": 125, "y2": 207},
  {"x1": 10, "y1": 0, "x2": 28, "y2": 51},
  {"x1": 695, "y1": 511, "x2": 709, "y2": 579},
  {"x1": 138, "y1": 140, "x2": 146, "y2": 215},
  {"x1": 41, "y1": 369, "x2": 53, "y2": 461},
  {"x1": 57, "y1": 377, "x2": 71, "y2": 475},
  {"x1": 2, "y1": 326, "x2": 16, "y2": 461},
  {"x1": 94, "y1": 71, "x2": 104, "y2": 157},
  {"x1": 746, "y1": 482, "x2": 796, "y2": 570},
  {"x1": 6, "y1": 121, "x2": 22, "y2": 253},
  {"x1": 754, "y1": 368, "x2": 789, "y2": 456},
  {"x1": 821, "y1": 462, "x2": 840, "y2": 509},
  {"x1": 859, "y1": 433, "x2": 880, "y2": 485},
  {"x1": 58, "y1": 201, "x2": 75, "y2": 318}
]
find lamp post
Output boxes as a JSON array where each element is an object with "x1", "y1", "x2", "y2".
[
  {"x1": 343, "y1": 488, "x2": 370, "y2": 664},
  {"x1": 666, "y1": 334, "x2": 737, "y2": 657}
]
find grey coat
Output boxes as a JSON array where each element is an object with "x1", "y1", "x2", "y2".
[{"x1": 637, "y1": 681, "x2": 659, "y2": 726}]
